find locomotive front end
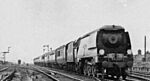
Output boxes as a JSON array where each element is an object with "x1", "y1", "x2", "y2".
[{"x1": 97, "y1": 25, "x2": 133, "y2": 79}]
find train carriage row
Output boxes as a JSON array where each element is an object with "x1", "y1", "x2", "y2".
[{"x1": 33, "y1": 25, "x2": 133, "y2": 80}]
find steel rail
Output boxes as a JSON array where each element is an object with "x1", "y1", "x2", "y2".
[
  {"x1": 34, "y1": 68, "x2": 60, "y2": 81},
  {"x1": 18, "y1": 65, "x2": 60, "y2": 81},
  {"x1": 1, "y1": 69, "x2": 16, "y2": 81},
  {"x1": 128, "y1": 72, "x2": 150, "y2": 81},
  {"x1": 0, "y1": 67, "x2": 9, "y2": 72},
  {"x1": 33, "y1": 66, "x2": 84, "y2": 81},
  {"x1": 34, "y1": 65, "x2": 118, "y2": 81}
]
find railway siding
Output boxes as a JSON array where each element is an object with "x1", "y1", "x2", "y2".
[
  {"x1": 32, "y1": 65, "x2": 101, "y2": 81},
  {"x1": 0, "y1": 65, "x2": 58, "y2": 81}
]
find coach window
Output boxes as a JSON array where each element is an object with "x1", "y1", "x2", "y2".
[
  {"x1": 48, "y1": 55, "x2": 49, "y2": 59},
  {"x1": 58, "y1": 51, "x2": 60, "y2": 56},
  {"x1": 42, "y1": 56, "x2": 45, "y2": 59}
]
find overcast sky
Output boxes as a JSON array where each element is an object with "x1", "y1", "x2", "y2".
[{"x1": 0, "y1": 0, "x2": 150, "y2": 63}]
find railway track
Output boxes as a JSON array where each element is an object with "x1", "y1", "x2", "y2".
[
  {"x1": 18, "y1": 64, "x2": 150, "y2": 81},
  {"x1": 1, "y1": 69, "x2": 16, "y2": 81},
  {"x1": 3, "y1": 64, "x2": 148, "y2": 80},
  {"x1": 0, "y1": 67, "x2": 9, "y2": 72},
  {"x1": 33, "y1": 67, "x2": 60, "y2": 81},
  {"x1": 35, "y1": 65, "x2": 150, "y2": 81},
  {"x1": 127, "y1": 71, "x2": 150, "y2": 81},
  {"x1": 0, "y1": 66, "x2": 16, "y2": 81},
  {"x1": 0, "y1": 65, "x2": 64, "y2": 81},
  {"x1": 29, "y1": 65, "x2": 101, "y2": 81},
  {"x1": 33, "y1": 66, "x2": 87, "y2": 81}
]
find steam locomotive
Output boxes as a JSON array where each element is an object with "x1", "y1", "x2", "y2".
[{"x1": 33, "y1": 25, "x2": 133, "y2": 80}]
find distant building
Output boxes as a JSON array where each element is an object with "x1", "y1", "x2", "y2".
[
  {"x1": 134, "y1": 49, "x2": 144, "y2": 62},
  {"x1": 146, "y1": 51, "x2": 150, "y2": 62},
  {"x1": 134, "y1": 54, "x2": 144, "y2": 62},
  {"x1": 134, "y1": 50, "x2": 150, "y2": 63},
  {"x1": 133, "y1": 50, "x2": 150, "y2": 70}
]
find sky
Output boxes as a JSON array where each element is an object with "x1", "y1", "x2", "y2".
[{"x1": 0, "y1": 0, "x2": 150, "y2": 63}]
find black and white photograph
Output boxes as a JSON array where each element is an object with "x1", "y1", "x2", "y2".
[{"x1": 0, "y1": 0, "x2": 150, "y2": 81}]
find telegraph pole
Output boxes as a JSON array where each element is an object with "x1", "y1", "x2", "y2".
[
  {"x1": 2, "y1": 47, "x2": 11, "y2": 64},
  {"x1": 2, "y1": 52, "x2": 8, "y2": 63},
  {"x1": 43, "y1": 45, "x2": 49, "y2": 53},
  {"x1": 144, "y1": 36, "x2": 146, "y2": 61}
]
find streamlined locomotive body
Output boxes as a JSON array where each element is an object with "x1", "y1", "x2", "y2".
[
  {"x1": 75, "y1": 25, "x2": 133, "y2": 79},
  {"x1": 33, "y1": 25, "x2": 133, "y2": 80}
]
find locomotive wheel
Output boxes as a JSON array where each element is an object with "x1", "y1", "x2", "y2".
[
  {"x1": 122, "y1": 75, "x2": 126, "y2": 80},
  {"x1": 122, "y1": 68, "x2": 127, "y2": 80},
  {"x1": 72, "y1": 64, "x2": 75, "y2": 72},
  {"x1": 101, "y1": 68, "x2": 106, "y2": 80},
  {"x1": 83, "y1": 65, "x2": 87, "y2": 75},
  {"x1": 75, "y1": 63, "x2": 78, "y2": 72},
  {"x1": 117, "y1": 75, "x2": 120, "y2": 79},
  {"x1": 91, "y1": 66, "x2": 96, "y2": 77},
  {"x1": 77, "y1": 62, "x2": 83, "y2": 74},
  {"x1": 87, "y1": 65, "x2": 91, "y2": 76}
]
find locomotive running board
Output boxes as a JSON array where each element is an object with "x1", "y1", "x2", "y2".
[{"x1": 96, "y1": 73, "x2": 106, "y2": 77}]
